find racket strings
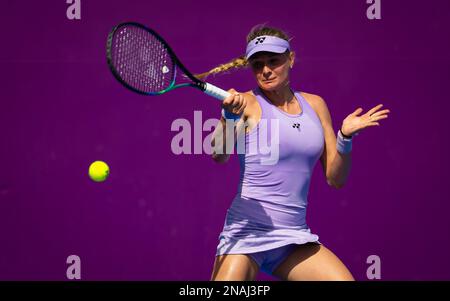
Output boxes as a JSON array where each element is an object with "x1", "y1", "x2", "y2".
[{"x1": 111, "y1": 25, "x2": 175, "y2": 93}]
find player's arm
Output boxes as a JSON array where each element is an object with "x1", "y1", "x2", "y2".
[
  {"x1": 211, "y1": 89, "x2": 248, "y2": 163},
  {"x1": 307, "y1": 93, "x2": 352, "y2": 189}
]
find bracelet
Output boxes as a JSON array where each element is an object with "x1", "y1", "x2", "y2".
[
  {"x1": 221, "y1": 108, "x2": 242, "y2": 120},
  {"x1": 339, "y1": 128, "x2": 353, "y2": 139},
  {"x1": 337, "y1": 129, "x2": 353, "y2": 154}
]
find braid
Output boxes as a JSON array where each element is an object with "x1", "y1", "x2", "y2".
[{"x1": 194, "y1": 55, "x2": 247, "y2": 80}]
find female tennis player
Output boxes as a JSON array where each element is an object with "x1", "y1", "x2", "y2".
[{"x1": 201, "y1": 25, "x2": 390, "y2": 281}]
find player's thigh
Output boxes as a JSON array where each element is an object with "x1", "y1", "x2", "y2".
[
  {"x1": 211, "y1": 254, "x2": 259, "y2": 281},
  {"x1": 272, "y1": 243, "x2": 355, "y2": 281}
]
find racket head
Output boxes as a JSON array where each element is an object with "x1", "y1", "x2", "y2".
[{"x1": 107, "y1": 22, "x2": 190, "y2": 95}]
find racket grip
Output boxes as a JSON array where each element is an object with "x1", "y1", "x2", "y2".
[{"x1": 203, "y1": 83, "x2": 231, "y2": 101}]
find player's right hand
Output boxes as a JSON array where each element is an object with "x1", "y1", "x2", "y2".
[{"x1": 222, "y1": 88, "x2": 247, "y2": 115}]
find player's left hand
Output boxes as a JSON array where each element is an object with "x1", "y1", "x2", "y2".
[{"x1": 341, "y1": 104, "x2": 390, "y2": 137}]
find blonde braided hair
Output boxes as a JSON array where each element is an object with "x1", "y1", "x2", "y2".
[{"x1": 194, "y1": 24, "x2": 291, "y2": 80}]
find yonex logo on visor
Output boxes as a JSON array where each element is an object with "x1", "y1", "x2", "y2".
[
  {"x1": 246, "y1": 35, "x2": 290, "y2": 60},
  {"x1": 255, "y1": 37, "x2": 266, "y2": 44}
]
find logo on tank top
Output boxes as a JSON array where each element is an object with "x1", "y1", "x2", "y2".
[{"x1": 292, "y1": 122, "x2": 301, "y2": 131}]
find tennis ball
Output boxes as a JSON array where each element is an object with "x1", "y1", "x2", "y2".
[{"x1": 88, "y1": 161, "x2": 110, "y2": 182}]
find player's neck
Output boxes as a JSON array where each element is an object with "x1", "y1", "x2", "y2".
[{"x1": 261, "y1": 85, "x2": 295, "y2": 107}]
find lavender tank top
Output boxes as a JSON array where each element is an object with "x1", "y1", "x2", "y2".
[{"x1": 216, "y1": 88, "x2": 325, "y2": 255}]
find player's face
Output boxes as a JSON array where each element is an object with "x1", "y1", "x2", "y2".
[{"x1": 249, "y1": 51, "x2": 293, "y2": 92}]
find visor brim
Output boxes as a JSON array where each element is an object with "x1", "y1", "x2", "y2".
[{"x1": 246, "y1": 45, "x2": 289, "y2": 60}]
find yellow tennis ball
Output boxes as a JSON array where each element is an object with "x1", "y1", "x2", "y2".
[{"x1": 88, "y1": 161, "x2": 110, "y2": 182}]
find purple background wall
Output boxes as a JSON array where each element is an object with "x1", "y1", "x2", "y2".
[{"x1": 1, "y1": 0, "x2": 449, "y2": 280}]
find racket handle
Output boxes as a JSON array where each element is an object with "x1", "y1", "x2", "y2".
[{"x1": 203, "y1": 83, "x2": 231, "y2": 101}]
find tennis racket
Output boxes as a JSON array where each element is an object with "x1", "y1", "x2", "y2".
[{"x1": 106, "y1": 22, "x2": 231, "y2": 101}]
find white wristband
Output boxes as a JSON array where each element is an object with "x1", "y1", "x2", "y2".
[{"x1": 337, "y1": 130, "x2": 353, "y2": 154}]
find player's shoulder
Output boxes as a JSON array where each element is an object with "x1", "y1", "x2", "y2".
[
  {"x1": 242, "y1": 90, "x2": 260, "y2": 119},
  {"x1": 299, "y1": 91, "x2": 331, "y2": 122},
  {"x1": 299, "y1": 91, "x2": 326, "y2": 108},
  {"x1": 244, "y1": 89, "x2": 256, "y2": 96},
  {"x1": 243, "y1": 90, "x2": 258, "y2": 103}
]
